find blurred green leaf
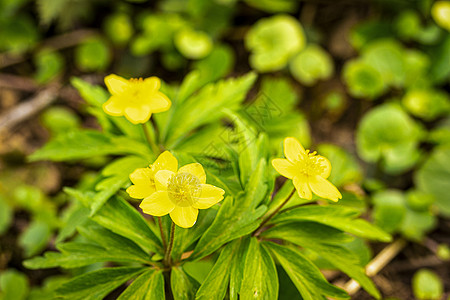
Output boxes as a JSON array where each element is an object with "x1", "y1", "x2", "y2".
[
  {"x1": 75, "y1": 38, "x2": 111, "y2": 72},
  {"x1": 104, "y1": 13, "x2": 134, "y2": 46},
  {"x1": 245, "y1": 14, "x2": 306, "y2": 72},
  {"x1": 0, "y1": 270, "x2": 29, "y2": 300},
  {"x1": 415, "y1": 145, "x2": 450, "y2": 216},
  {"x1": 402, "y1": 88, "x2": 450, "y2": 121},
  {"x1": 412, "y1": 269, "x2": 443, "y2": 300},
  {"x1": 289, "y1": 44, "x2": 334, "y2": 86},
  {"x1": 40, "y1": 106, "x2": 80, "y2": 135},
  {"x1": 356, "y1": 103, "x2": 423, "y2": 174},
  {"x1": 372, "y1": 190, "x2": 406, "y2": 233},
  {"x1": 19, "y1": 221, "x2": 51, "y2": 257},
  {"x1": 0, "y1": 195, "x2": 12, "y2": 235},
  {"x1": 34, "y1": 49, "x2": 64, "y2": 84},
  {"x1": 174, "y1": 29, "x2": 213, "y2": 59},
  {"x1": 342, "y1": 59, "x2": 386, "y2": 99}
]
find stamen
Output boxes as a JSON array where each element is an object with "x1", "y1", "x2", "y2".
[{"x1": 167, "y1": 172, "x2": 202, "y2": 207}]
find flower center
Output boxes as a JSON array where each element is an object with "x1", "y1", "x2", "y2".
[
  {"x1": 296, "y1": 150, "x2": 326, "y2": 177},
  {"x1": 167, "y1": 172, "x2": 202, "y2": 207},
  {"x1": 125, "y1": 78, "x2": 145, "y2": 105}
]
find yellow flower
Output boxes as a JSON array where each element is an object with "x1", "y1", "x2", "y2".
[
  {"x1": 127, "y1": 151, "x2": 225, "y2": 228},
  {"x1": 272, "y1": 137, "x2": 342, "y2": 202},
  {"x1": 102, "y1": 74, "x2": 171, "y2": 124}
]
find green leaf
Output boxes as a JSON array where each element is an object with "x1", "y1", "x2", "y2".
[
  {"x1": 412, "y1": 269, "x2": 443, "y2": 300},
  {"x1": 229, "y1": 237, "x2": 251, "y2": 300},
  {"x1": 29, "y1": 130, "x2": 152, "y2": 162},
  {"x1": 263, "y1": 222, "x2": 354, "y2": 245},
  {"x1": 271, "y1": 206, "x2": 391, "y2": 242},
  {"x1": 265, "y1": 242, "x2": 349, "y2": 300},
  {"x1": 0, "y1": 270, "x2": 29, "y2": 300},
  {"x1": 19, "y1": 221, "x2": 51, "y2": 257},
  {"x1": 372, "y1": 190, "x2": 406, "y2": 233},
  {"x1": 415, "y1": 145, "x2": 450, "y2": 216},
  {"x1": 263, "y1": 226, "x2": 380, "y2": 298},
  {"x1": 0, "y1": 195, "x2": 12, "y2": 235},
  {"x1": 171, "y1": 267, "x2": 199, "y2": 300},
  {"x1": 77, "y1": 222, "x2": 152, "y2": 263},
  {"x1": 55, "y1": 267, "x2": 144, "y2": 300},
  {"x1": 70, "y1": 77, "x2": 109, "y2": 107},
  {"x1": 240, "y1": 238, "x2": 278, "y2": 300},
  {"x1": 91, "y1": 196, "x2": 163, "y2": 255},
  {"x1": 196, "y1": 242, "x2": 237, "y2": 299},
  {"x1": 356, "y1": 103, "x2": 423, "y2": 174},
  {"x1": 117, "y1": 269, "x2": 164, "y2": 300},
  {"x1": 171, "y1": 208, "x2": 217, "y2": 261},
  {"x1": 91, "y1": 155, "x2": 148, "y2": 214},
  {"x1": 34, "y1": 49, "x2": 64, "y2": 84},
  {"x1": 191, "y1": 160, "x2": 268, "y2": 260},
  {"x1": 166, "y1": 72, "x2": 257, "y2": 146},
  {"x1": 75, "y1": 37, "x2": 111, "y2": 72}
]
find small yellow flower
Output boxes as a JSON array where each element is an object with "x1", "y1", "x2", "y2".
[
  {"x1": 272, "y1": 137, "x2": 342, "y2": 202},
  {"x1": 102, "y1": 74, "x2": 171, "y2": 124},
  {"x1": 127, "y1": 151, "x2": 225, "y2": 228}
]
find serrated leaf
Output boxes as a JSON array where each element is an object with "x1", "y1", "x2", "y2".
[
  {"x1": 55, "y1": 267, "x2": 144, "y2": 300},
  {"x1": 264, "y1": 228, "x2": 380, "y2": 299},
  {"x1": 77, "y1": 222, "x2": 152, "y2": 263},
  {"x1": 91, "y1": 155, "x2": 148, "y2": 214},
  {"x1": 265, "y1": 242, "x2": 349, "y2": 300},
  {"x1": 191, "y1": 160, "x2": 268, "y2": 260},
  {"x1": 240, "y1": 238, "x2": 278, "y2": 300},
  {"x1": 171, "y1": 267, "x2": 200, "y2": 300},
  {"x1": 271, "y1": 206, "x2": 391, "y2": 242},
  {"x1": 166, "y1": 72, "x2": 257, "y2": 147},
  {"x1": 91, "y1": 196, "x2": 163, "y2": 255},
  {"x1": 229, "y1": 237, "x2": 251, "y2": 300},
  {"x1": 196, "y1": 241, "x2": 237, "y2": 299},
  {"x1": 29, "y1": 130, "x2": 152, "y2": 162},
  {"x1": 117, "y1": 269, "x2": 165, "y2": 300}
]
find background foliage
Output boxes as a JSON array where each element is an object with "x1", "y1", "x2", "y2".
[{"x1": 0, "y1": 0, "x2": 449, "y2": 299}]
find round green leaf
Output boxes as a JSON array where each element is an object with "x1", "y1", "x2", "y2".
[
  {"x1": 402, "y1": 88, "x2": 450, "y2": 121},
  {"x1": 412, "y1": 269, "x2": 443, "y2": 300},
  {"x1": 289, "y1": 44, "x2": 334, "y2": 86},
  {"x1": 174, "y1": 29, "x2": 213, "y2": 60},
  {"x1": 104, "y1": 13, "x2": 134, "y2": 46},
  {"x1": 356, "y1": 103, "x2": 423, "y2": 173},
  {"x1": 342, "y1": 59, "x2": 386, "y2": 99},
  {"x1": 245, "y1": 14, "x2": 306, "y2": 72},
  {"x1": 431, "y1": 1, "x2": 450, "y2": 32},
  {"x1": 75, "y1": 38, "x2": 111, "y2": 72}
]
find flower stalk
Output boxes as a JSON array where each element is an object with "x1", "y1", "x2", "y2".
[
  {"x1": 253, "y1": 188, "x2": 296, "y2": 237},
  {"x1": 142, "y1": 123, "x2": 160, "y2": 155},
  {"x1": 164, "y1": 222, "x2": 176, "y2": 266}
]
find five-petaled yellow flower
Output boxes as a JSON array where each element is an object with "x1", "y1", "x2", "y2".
[
  {"x1": 127, "y1": 151, "x2": 225, "y2": 228},
  {"x1": 103, "y1": 74, "x2": 171, "y2": 124},
  {"x1": 272, "y1": 137, "x2": 342, "y2": 202}
]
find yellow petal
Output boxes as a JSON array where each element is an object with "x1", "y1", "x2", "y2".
[
  {"x1": 124, "y1": 106, "x2": 152, "y2": 124},
  {"x1": 144, "y1": 77, "x2": 161, "y2": 92},
  {"x1": 313, "y1": 155, "x2": 332, "y2": 178},
  {"x1": 308, "y1": 175, "x2": 342, "y2": 202},
  {"x1": 149, "y1": 92, "x2": 171, "y2": 113},
  {"x1": 170, "y1": 206, "x2": 199, "y2": 228},
  {"x1": 152, "y1": 151, "x2": 178, "y2": 173},
  {"x1": 293, "y1": 175, "x2": 312, "y2": 200},
  {"x1": 105, "y1": 74, "x2": 129, "y2": 95},
  {"x1": 102, "y1": 96, "x2": 125, "y2": 116},
  {"x1": 140, "y1": 191, "x2": 175, "y2": 216},
  {"x1": 129, "y1": 168, "x2": 153, "y2": 186},
  {"x1": 154, "y1": 170, "x2": 175, "y2": 191},
  {"x1": 178, "y1": 163, "x2": 206, "y2": 184},
  {"x1": 193, "y1": 184, "x2": 225, "y2": 209},
  {"x1": 272, "y1": 158, "x2": 297, "y2": 179},
  {"x1": 284, "y1": 137, "x2": 305, "y2": 163},
  {"x1": 126, "y1": 184, "x2": 155, "y2": 199}
]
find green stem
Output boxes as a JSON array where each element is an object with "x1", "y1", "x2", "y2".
[
  {"x1": 141, "y1": 123, "x2": 160, "y2": 155},
  {"x1": 253, "y1": 188, "x2": 296, "y2": 237},
  {"x1": 164, "y1": 222, "x2": 176, "y2": 267},
  {"x1": 158, "y1": 217, "x2": 167, "y2": 250}
]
